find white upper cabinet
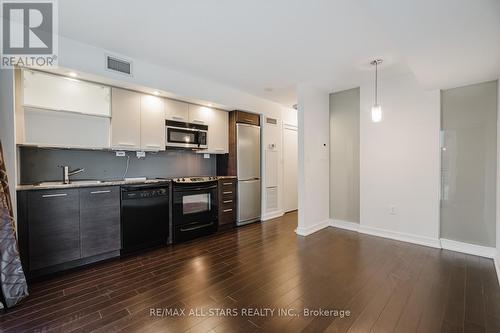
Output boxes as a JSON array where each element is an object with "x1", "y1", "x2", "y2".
[
  {"x1": 140, "y1": 95, "x2": 165, "y2": 151},
  {"x1": 23, "y1": 70, "x2": 110, "y2": 117},
  {"x1": 111, "y1": 88, "x2": 141, "y2": 150},
  {"x1": 208, "y1": 109, "x2": 228, "y2": 154},
  {"x1": 188, "y1": 104, "x2": 211, "y2": 125},
  {"x1": 164, "y1": 99, "x2": 189, "y2": 122}
]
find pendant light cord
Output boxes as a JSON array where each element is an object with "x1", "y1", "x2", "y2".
[{"x1": 375, "y1": 61, "x2": 378, "y2": 105}]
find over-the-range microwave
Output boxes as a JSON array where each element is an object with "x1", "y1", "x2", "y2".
[{"x1": 165, "y1": 120, "x2": 208, "y2": 149}]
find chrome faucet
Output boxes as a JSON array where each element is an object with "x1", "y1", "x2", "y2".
[{"x1": 58, "y1": 165, "x2": 85, "y2": 184}]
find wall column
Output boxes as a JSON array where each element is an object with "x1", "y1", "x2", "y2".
[{"x1": 296, "y1": 83, "x2": 330, "y2": 236}]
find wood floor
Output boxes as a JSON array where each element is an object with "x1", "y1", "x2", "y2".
[{"x1": 1, "y1": 211, "x2": 500, "y2": 333}]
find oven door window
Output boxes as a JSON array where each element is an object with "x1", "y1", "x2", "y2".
[
  {"x1": 183, "y1": 193, "x2": 211, "y2": 215},
  {"x1": 168, "y1": 128, "x2": 197, "y2": 144}
]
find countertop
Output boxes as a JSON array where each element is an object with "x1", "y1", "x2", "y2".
[
  {"x1": 17, "y1": 176, "x2": 237, "y2": 191},
  {"x1": 17, "y1": 178, "x2": 171, "y2": 191}
]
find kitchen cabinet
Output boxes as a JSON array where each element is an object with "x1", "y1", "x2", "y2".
[
  {"x1": 17, "y1": 186, "x2": 122, "y2": 277},
  {"x1": 188, "y1": 104, "x2": 211, "y2": 125},
  {"x1": 79, "y1": 187, "x2": 121, "y2": 257},
  {"x1": 234, "y1": 110, "x2": 260, "y2": 126},
  {"x1": 218, "y1": 178, "x2": 236, "y2": 227},
  {"x1": 206, "y1": 108, "x2": 229, "y2": 154},
  {"x1": 111, "y1": 87, "x2": 141, "y2": 150},
  {"x1": 27, "y1": 189, "x2": 80, "y2": 270},
  {"x1": 23, "y1": 107, "x2": 111, "y2": 149},
  {"x1": 140, "y1": 94, "x2": 165, "y2": 151},
  {"x1": 23, "y1": 69, "x2": 111, "y2": 117},
  {"x1": 165, "y1": 99, "x2": 189, "y2": 122}
]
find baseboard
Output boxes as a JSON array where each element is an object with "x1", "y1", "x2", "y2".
[
  {"x1": 329, "y1": 219, "x2": 360, "y2": 232},
  {"x1": 440, "y1": 238, "x2": 496, "y2": 259},
  {"x1": 357, "y1": 225, "x2": 442, "y2": 249},
  {"x1": 261, "y1": 210, "x2": 284, "y2": 221},
  {"x1": 295, "y1": 219, "x2": 330, "y2": 236}
]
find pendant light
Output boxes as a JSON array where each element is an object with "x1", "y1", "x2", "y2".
[{"x1": 370, "y1": 59, "x2": 383, "y2": 123}]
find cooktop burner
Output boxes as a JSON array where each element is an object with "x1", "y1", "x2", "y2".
[{"x1": 172, "y1": 176, "x2": 218, "y2": 183}]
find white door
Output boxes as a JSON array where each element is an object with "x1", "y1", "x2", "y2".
[
  {"x1": 111, "y1": 88, "x2": 141, "y2": 150},
  {"x1": 283, "y1": 126, "x2": 298, "y2": 212},
  {"x1": 140, "y1": 94, "x2": 165, "y2": 151}
]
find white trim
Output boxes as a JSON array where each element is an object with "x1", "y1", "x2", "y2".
[
  {"x1": 261, "y1": 210, "x2": 284, "y2": 221},
  {"x1": 329, "y1": 219, "x2": 360, "y2": 232},
  {"x1": 357, "y1": 225, "x2": 442, "y2": 249},
  {"x1": 295, "y1": 219, "x2": 330, "y2": 236},
  {"x1": 328, "y1": 221, "x2": 442, "y2": 249},
  {"x1": 494, "y1": 257, "x2": 500, "y2": 286},
  {"x1": 440, "y1": 238, "x2": 496, "y2": 259}
]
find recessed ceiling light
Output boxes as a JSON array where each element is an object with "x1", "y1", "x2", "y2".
[
  {"x1": 153, "y1": 91, "x2": 160, "y2": 95},
  {"x1": 68, "y1": 72, "x2": 78, "y2": 78}
]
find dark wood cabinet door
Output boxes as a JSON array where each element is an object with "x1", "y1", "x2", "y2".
[
  {"x1": 79, "y1": 186, "x2": 121, "y2": 258},
  {"x1": 235, "y1": 111, "x2": 260, "y2": 126},
  {"x1": 28, "y1": 189, "x2": 80, "y2": 270}
]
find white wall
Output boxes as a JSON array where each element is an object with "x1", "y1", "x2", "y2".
[
  {"x1": 296, "y1": 84, "x2": 330, "y2": 235},
  {"x1": 497, "y1": 78, "x2": 500, "y2": 278},
  {"x1": 359, "y1": 74, "x2": 441, "y2": 246},
  {"x1": 0, "y1": 69, "x2": 17, "y2": 222}
]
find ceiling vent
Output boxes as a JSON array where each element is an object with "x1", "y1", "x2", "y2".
[{"x1": 106, "y1": 55, "x2": 132, "y2": 76}]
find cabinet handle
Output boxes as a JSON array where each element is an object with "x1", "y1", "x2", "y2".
[
  {"x1": 90, "y1": 190, "x2": 111, "y2": 194},
  {"x1": 223, "y1": 191, "x2": 232, "y2": 194},
  {"x1": 42, "y1": 193, "x2": 67, "y2": 198},
  {"x1": 172, "y1": 116, "x2": 184, "y2": 121},
  {"x1": 223, "y1": 209, "x2": 233, "y2": 213},
  {"x1": 223, "y1": 200, "x2": 233, "y2": 203},
  {"x1": 223, "y1": 182, "x2": 233, "y2": 185},
  {"x1": 192, "y1": 119, "x2": 204, "y2": 124},
  {"x1": 118, "y1": 142, "x2": 135, "y2": 146},
  {"x1": 146, "y1": 144, "x2": 161, "y2": 148}
]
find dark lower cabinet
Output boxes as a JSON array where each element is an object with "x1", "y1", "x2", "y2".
[
  {"x1": 18, "y1": 185, "x2": 122, "y2": 278},
  {"x1": 79, "y1": 186, "x2": 120, "y2": 257},
  {"x1": 27, "y1": 189, "x2": 80, "y2": 270},
  {"x1": 218, "y1": 178, "x2": 236, "y2": 228}
]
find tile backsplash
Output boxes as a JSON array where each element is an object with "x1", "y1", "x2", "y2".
[{"x1": 19, "y1": 147, "x2": 216, "y2": 184}]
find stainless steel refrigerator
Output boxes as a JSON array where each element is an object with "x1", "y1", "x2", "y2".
[{"x1": 236, "y1": 123, "x2": 261, "y2": 225}]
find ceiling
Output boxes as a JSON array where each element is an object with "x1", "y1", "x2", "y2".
[{"x1": 58, "y1": 0, "x2": 500, "y2": 107}]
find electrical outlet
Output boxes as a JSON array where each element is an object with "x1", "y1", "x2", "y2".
[
  {"x1": 203, "y1": 153, "x2": 210, "y2": 159},
  {"x1": 115, "y1": 151, "x2": 126, "y2": 157},
  {"x1": 389, "y1": 205, "x2": 397, "y2": 215},
  {"x1": 136, "y1": 151, "x2": 146, "y2": 158}
]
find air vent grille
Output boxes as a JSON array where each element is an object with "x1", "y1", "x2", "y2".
[
  {"x1": 266, "y1": 117, "x2": 277, "y2": 125},
  {"x1": 106, "y1": 55, "x2": 132, "y2": 75}
]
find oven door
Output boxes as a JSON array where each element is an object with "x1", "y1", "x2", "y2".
[{"x1": 172, "y1": 183, "x2": 218, "y2": 242}]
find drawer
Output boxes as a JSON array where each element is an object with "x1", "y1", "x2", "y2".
[
  {"x1": 221, "y1": 198, "x2": 234, "y2": 209},
  {"x1": 28, "y1": 188, "x2": 79, "y2": 206},
  {"x1": 219, "y1": 208, "x2": 235, "y2": 225},
  {"x1": 79, "y1": 186, "x2": 120, "y2": 209}
]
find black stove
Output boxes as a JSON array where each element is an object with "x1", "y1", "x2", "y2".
[{"x1": 172, "y1": 176, "x2": 218, "y2": 243}]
